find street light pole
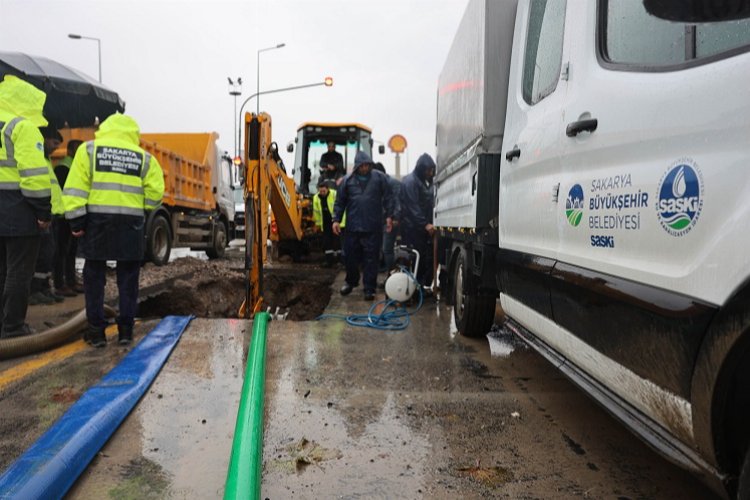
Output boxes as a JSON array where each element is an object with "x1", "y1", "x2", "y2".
[
  {"x1": 228, "y1": 77, "x2": 242, "y2": 157},
  {"x1": 237, "y1": 78, "x2": 334, "y2": 160},
  {"x1": 68, "y1": 33, "x2": 102, "y2": 82},
  {"x1": 256, "y1": 43, "x2": 285, "y2": 115}
]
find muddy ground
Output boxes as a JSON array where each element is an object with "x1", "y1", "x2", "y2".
[
  {"x1": 0, "y1": 248, "x2": 336, "y2": 471},
  {"x1": 0, "y1": 247, "x2": 720, "y2": 498}
]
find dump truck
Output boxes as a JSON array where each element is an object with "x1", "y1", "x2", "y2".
[
  {"x1": 435, "y1": 0, "x2": 750, "y2": 497},
  {"x1": 56, "y1": 129, "x2": 237, "y2": 265}
]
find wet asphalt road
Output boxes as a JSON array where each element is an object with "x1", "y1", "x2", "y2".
[{"x1": 11, "y1": 272, "x2": 718, "y2": 498}]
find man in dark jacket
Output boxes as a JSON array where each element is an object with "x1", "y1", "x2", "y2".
[
  {"x1": 399, "y1": 153, "x2": 436, "y2": 289},
  {"x1": 319, "y1": 141, "x2": 345, "y2": 182},
  {"x1": 333, "y1": 151, "x2": 394, "y2": 300}
]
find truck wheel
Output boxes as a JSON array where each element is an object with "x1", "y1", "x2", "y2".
[
  {"x1": 206, "y1": 222, "x2": 227, "y2": 259},
  {"x1": 452, "y1": 248, "x2": 495, "y2": 338},
  {"x1": 146, "y1": 215, "x2": 171, "y2": 266},
  {"x1": 740, "y1": 448, "x2": 750, "y2": 500}
]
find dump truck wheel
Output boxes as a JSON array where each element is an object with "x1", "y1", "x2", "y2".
[
  {"x1": 206, "y1": 222, "x2": 227, "y2": 259},
  {"x1": 146, "y1": 215, "x2": 171, "y2": 266},
  {"x1": 452, "y1": 248, "x2": 494, "y2": 338}
]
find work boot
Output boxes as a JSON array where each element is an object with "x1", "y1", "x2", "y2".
[
  {"x1": 55, "y1": 286, "x2": 77, "y2": 297},
  {"x1": 363, "y1": 291, "x2": 375, "y2": 301},
  {"x1": 43, "y1": 289, "x2": 65, "y2": 303},
  {"x1": 118, "y1": 324, "x2": 133, "y2": 346},
  {"x1": 85, "y1": 326, "x2": 106, "y2": 348},
  {"x1": 29, "y1": 291, "x2": 55, "y2": 306},
  {"x1": 340, "y1": 284, "x2": 353, "y2": 296}
]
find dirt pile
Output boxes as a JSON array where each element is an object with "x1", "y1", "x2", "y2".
[{"x1": 133, "y1": 254, "x2": 337, "y2": 321}]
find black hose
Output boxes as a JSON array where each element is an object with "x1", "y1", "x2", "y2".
[{"x1": 0, "y1": 305, "x2": 117, "y2": 360}]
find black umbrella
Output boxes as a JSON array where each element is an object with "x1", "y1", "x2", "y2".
[{"x1": 0, "y1": 51, "x2": 125, "y2": 129}]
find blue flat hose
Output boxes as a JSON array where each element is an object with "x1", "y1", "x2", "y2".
[{"x1": 0, "y1": 315, "x2": 193, "y2": 500}]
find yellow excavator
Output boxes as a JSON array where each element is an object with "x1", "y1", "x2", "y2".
[{"x1": 237, "y1": 114, "x2": 381, "y2": 317}]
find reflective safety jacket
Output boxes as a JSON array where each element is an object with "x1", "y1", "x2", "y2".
[
  {"x1": 0, "y1": 76, "x2": 52, "y2": 236},
  {"x1": 63, "y1": 113, "x2": 164, "y2": 230},
  {"x1": 313, "y1": 188, "x2": 345, "y2": 229},
  {"x1": 47, "y1": 160, "x2": 63, "y2": 216}
]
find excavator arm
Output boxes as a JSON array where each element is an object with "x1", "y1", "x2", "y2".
[{"x1": 239, "y1": 112, "x2": 306, "y2": 318}]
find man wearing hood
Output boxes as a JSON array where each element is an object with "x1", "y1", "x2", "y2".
[
  {"x1": 333, "y1": 151, "x2": 394, "y2": 300},
  {"x1": 400, "y1": 153, "x2": 436, "y2": 290},
  {"x1": 0, "y1": 76, "x2": 52, "y2": 338},
  {"x1": 63, "y1": 113, "x2": 164, "y2": 347}
]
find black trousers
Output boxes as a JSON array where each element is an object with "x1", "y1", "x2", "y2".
[
  {"x1": 83, "y1": 260, "x2": 140, "y2": 329},
  {"x1": 31, "y1": 228, "x2": 56, "y2": 292},
  {"x1": 344, "y1": 231, "x2": 382, "y2": 294},
  {"x1": 0, "y1": 235, "x2": 41, "y2": 336},
  {"x1": 401, "y1": 226, "x2": 434, "y2": 287},
  {"x1": 53, "y1": 217, "x2": 77, "y2": 288}
]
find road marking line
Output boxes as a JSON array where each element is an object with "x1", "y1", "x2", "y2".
[{"x1": 0, "y1": 325, "x2": 119, "y2": 391}]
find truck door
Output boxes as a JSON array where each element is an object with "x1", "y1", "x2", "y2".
[
  {"x1": 552, "y1": 0, "x2": 750, "y2": 440},
  {"x1": 498, "y1": 0, "x2": 570, "y2": 319}
]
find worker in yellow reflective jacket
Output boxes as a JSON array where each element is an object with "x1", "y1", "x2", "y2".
[
  {"x1": 63, "y1": 113, "x2": 164, "y2": 347},
  {"x1": 312, "y1": 179, "x2": 344, "y2": 267},
  {"x1": 0, "y1": 76, "x2": 52, "y2": 338}
]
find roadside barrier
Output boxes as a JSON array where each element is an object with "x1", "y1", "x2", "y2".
[
  {"x1": 224, "y1": 311, "x2": 270, "y2": 500},
  {"x1": 0, "y1": 315, "x2": 193, "y2": 499}
]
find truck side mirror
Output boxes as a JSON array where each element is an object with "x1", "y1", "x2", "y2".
[
  {"x1": 378, "y1": 145, "x2": 385, "y2": 155},
  {"x1": 287, "y1": 142, "x2": 294, "y2": 153}
]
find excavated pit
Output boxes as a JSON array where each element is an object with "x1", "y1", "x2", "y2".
[{"x1": 135, "y1": 258, "x2": 337, "y2": 321}]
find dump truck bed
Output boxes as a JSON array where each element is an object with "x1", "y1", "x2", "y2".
[{"x1": 140, "y1": 133, "x2": 218, "y2": 213}]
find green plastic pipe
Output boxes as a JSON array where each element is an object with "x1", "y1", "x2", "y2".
[{"x1": 224, "y1": 312, "x2": 270, "y2": 500}]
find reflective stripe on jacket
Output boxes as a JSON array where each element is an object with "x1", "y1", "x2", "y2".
[{"x1": 0, "y1": 113, "x2": 52, "y2": 235}]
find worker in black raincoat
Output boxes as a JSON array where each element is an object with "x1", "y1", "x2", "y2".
[
  {"x1": 332, "y1": 151, "x2": 394, "y2": 300},
  {"x1": 399, "y1": 153, "x2": 436, "y2": 289}
]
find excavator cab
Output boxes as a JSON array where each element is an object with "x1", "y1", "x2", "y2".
[{"x1": 290, "y1": 122, "x2": 375, "y2": 195}]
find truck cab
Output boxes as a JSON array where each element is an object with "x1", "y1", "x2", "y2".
[{"x1": 435, "y1": 0, "x2": 750, "y2": 496}]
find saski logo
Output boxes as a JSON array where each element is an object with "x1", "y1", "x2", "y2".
[
  {"x1": 565, "y1": 184, "x2": 584, "y2": 227},
  {"x1": 656, "y1": 161, "x2": 703, "y2": 237}
]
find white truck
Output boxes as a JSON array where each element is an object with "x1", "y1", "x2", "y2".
[{"x1": 434, "y1": 1, "x2": 750, "y2": 497}]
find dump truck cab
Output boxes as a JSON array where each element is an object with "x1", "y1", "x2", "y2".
[{"x1": 289, "y1": 122, "x2": 375, "y2": 194}]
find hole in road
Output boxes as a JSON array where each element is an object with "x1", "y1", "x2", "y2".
[{"x1": 137, "y1": 266, "x2": 336, "y2": 321}]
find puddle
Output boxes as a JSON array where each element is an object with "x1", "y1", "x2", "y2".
[
  {"x1": 262, "y1": 362, "x2": 433, "y2": 499},
  {"x1": 68, "y1": 319, "x2": 249, "y2": 499}
]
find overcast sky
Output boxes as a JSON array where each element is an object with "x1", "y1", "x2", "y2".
[{"x1": 1, "y1": 0, "x2": 468, "y2": 175}]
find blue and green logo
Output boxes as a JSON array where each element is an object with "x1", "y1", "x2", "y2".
[
  {"x1": 656, "y1": 160, "x2": 703, "y2": 237},
  {"x1": 565, "y1": 184, "x2": 584, "y2": 227}
]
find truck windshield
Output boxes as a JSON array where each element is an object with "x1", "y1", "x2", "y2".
[{"x1": 293, "y1": 125, "x2": 373, "y2": 194}]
